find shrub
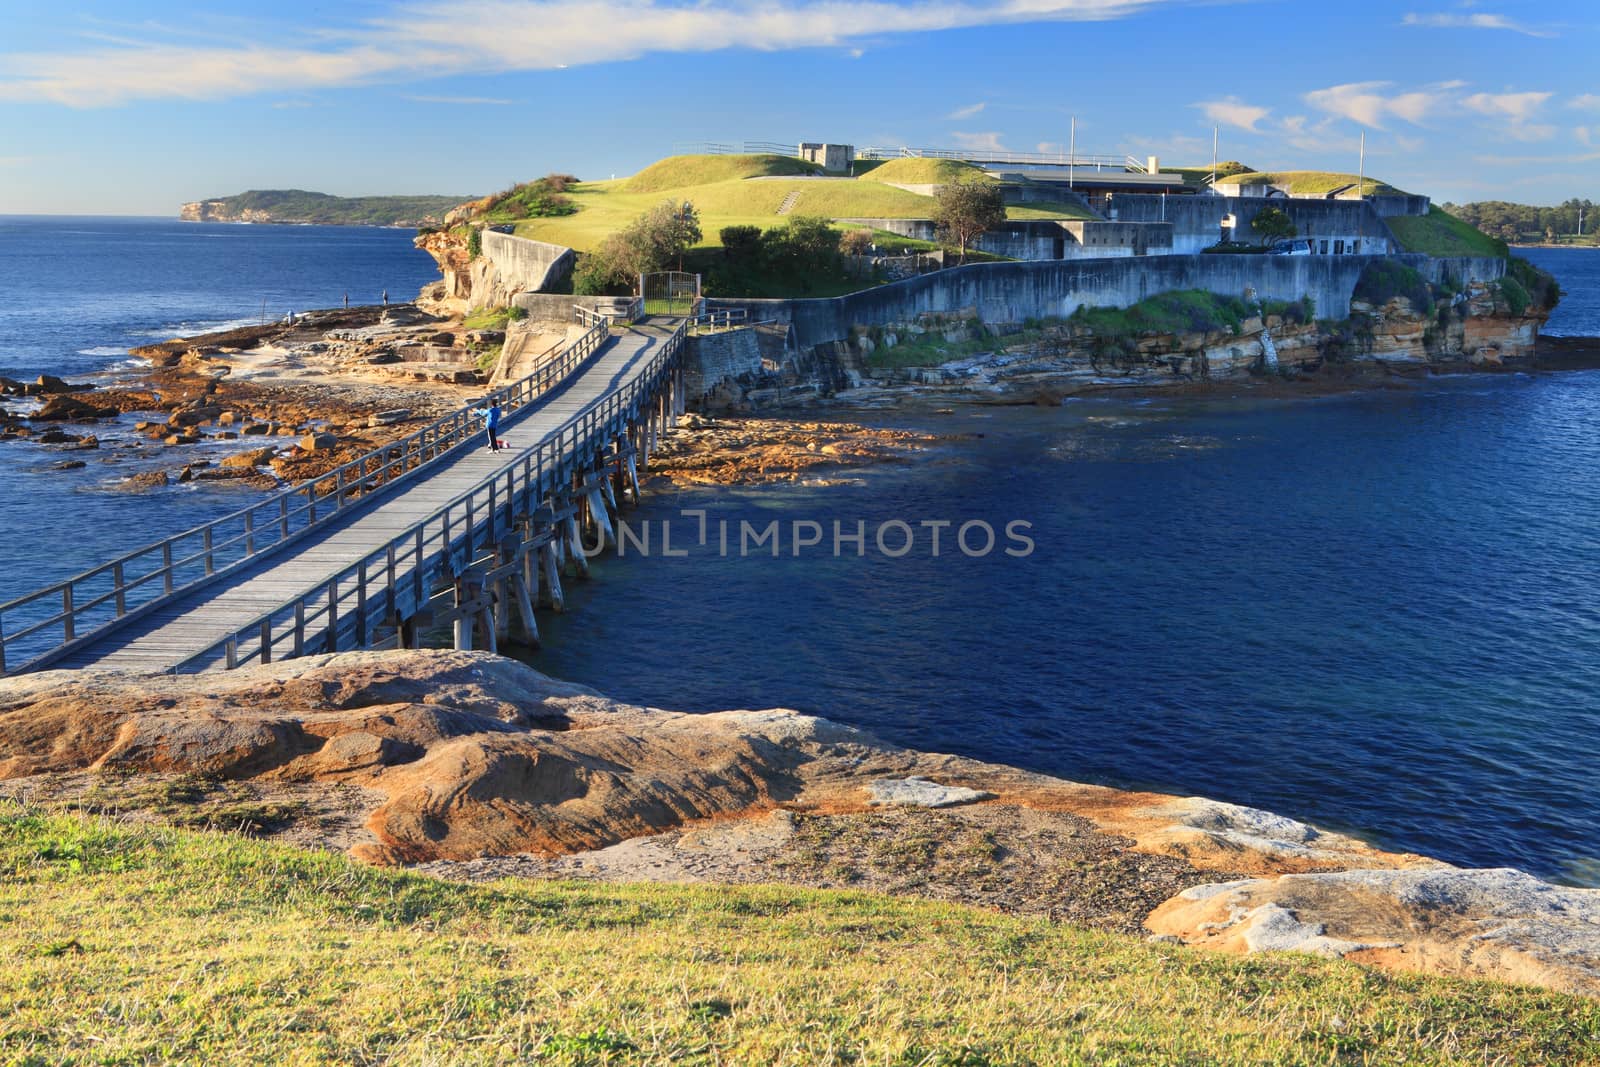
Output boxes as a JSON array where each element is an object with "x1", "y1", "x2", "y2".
[
  {"x1": 1497, "y1": 275, "x2": 1531, "y2": 317},
  {"x1": 466, "y1": 227, "x2": 482, "y2": 259},
  {"x1": 1506, "y1": 256, "x2": 1561, "y2": 310},
  {"x1": 720, "y1": 225, "x2": 764, "y2": 267},
  {"x1": 1353, "y1": 260, "x2": 1433, "y2": 314},
  {"x1": 1071, "y1": 290, "x2": 1253, "y2": 340}
]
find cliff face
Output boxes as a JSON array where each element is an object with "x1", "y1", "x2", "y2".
[
  {"x1": 412, "y1": 226, "x2": 528, "y2": 316},
  {"x1": 795, "y1": 280, "x2": 1550, "y2": 404},
  {"x1": 180, "y1": 200, "x2": 273, "y2": 223}
]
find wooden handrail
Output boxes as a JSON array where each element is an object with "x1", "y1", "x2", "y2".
[
  {"x1": 175, "y1": 321, "x2": 686, "y2": 674},
  {"x1": 0, "y1": 319, "x2": 610, "y2": 675}
]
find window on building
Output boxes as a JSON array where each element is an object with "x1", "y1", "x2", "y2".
[
  {"x1": 1334, "y1": 240, "x2": 1345, "y2": 254},
  {"x1": 1351, "y1": 240, "x2": 1361, "y2": 253},
  {"x1": 1319, "y1": 240, "x2": 1329, "y2": 254}
]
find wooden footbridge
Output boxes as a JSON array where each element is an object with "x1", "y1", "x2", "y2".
[{"x1": 0, "y1": 313, "x2": 688, "y2": 676}]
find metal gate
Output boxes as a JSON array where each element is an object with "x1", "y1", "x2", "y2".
[{"x1": 639, "y1": 271, "x2": 701, "y2": 317}]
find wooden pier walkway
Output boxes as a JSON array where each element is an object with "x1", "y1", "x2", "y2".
[{"x1": 2, "y1": 317, "x2": 686, "y2": 676}]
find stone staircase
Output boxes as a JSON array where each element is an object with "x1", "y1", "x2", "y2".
[{"x1": 775, "y1": 190, "x2": 802, "y2": 216}]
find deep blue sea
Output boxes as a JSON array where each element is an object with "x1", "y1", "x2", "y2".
[{"x1": 1, "y1": 220, "x2": 1597, "y2": 885}]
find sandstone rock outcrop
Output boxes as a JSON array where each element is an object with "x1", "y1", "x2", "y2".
[
  {"x1": 3, "y1": 649, "x2": 1595, "y2": 995},
  {"x1": 1147, "y1": 867, "x2": 1600, "y2": 996}
]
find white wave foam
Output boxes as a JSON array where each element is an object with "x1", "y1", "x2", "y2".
[{"x1": 77, "y1": 345, "x2": 128, "y2": 357}]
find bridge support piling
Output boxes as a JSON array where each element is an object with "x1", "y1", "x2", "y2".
[
  {"x1": 563, "y1": 498, "x2": 591, "y2": 580},
  {"x1": 401, "y1": 609, "x2": 434, "y2": 650},
  {"x1": 453, "y1": 572, "x2": 484, "y2": 651}
]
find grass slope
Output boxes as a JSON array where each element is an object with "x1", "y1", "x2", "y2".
[
  {"x1": 1388, "y1": 206, "x2": 1510, "y2": 257},
  {"x1": 515, "y1": 176, "x2": 940, "y2": 251},
  {"x1": 621, "y1": 154, "x2": 822, "y2": 193},
  {"x1": 858, "y1": 158, "x2": 995, "y2": 185},
  {"x1": 3, "y1": 807, "x2": 1598, "y2": 1065},
  {"x1": 1222, "y1": 171, "x2": 1407, "y2": 196}
]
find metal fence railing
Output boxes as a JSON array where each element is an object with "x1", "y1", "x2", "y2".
[
  {"x1": 672, "y1": 140, "x2": 794, "y2": 157},
  {"x1": 189, "y1": 321, "x2": 687, "y2": 673},
  {"x1": 857, "y1": 146, "x2": 1145, "y2": 172},
  {"x1": 574, "y1": 298, "x2": 643, "y2": 329},
  {"x1": 0, "y1": 319, "x2": 611, "y2": 676}
]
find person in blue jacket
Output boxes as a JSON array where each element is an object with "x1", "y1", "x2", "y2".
[{"x1": 472, "y1": 399, "x2": 503, "y2": 452}]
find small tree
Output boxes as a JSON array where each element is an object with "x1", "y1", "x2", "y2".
[
  {"x1": 1250, "y1": 207, "x2": 1297, "y2": 246},
  {"x1": 839, "y1": 228, "x2": 873, "y2": 274},
  {"x1": 932, "y1": 179, "x2": 1006, "y2": 263},
  {"x1": 784, "y1": 215, "x2": 841, "y2": 273}
]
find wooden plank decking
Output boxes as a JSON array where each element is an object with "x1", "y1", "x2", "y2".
[{"x1": 51, "y1": 323, "x2": 673, "y2": 672}]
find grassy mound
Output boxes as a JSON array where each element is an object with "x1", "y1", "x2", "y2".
[
  {"x1": 622, "y1": 154, "x2": 822, "y2": 194},
  {"x1": 1221, "y1": 171, "x2": 1407, "y2": 196},
  {"x1": 1388, "y1": 207, "x2": 1509, "y2": 257},
  {"x1": 858, "y1": 158, "x2": 994, "y2": 186},
  {"x1": 1166, "y1": 161, "x2": 1253, "y2": 188},
  {"x1": 514, "y1": 177, "x2": 936, "y2": 251},
  {"x1": 3, "y1": 807, "x2": 1597, "y2": 1065}
]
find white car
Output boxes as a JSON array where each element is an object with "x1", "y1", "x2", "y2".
[{"x1": 1269, "y1": 240, "x2": 1313, "y2": 256}]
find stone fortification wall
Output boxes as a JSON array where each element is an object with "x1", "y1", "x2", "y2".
[
  {"x1": 479, "y1": 231, "x2": 575, "y2": 296},
  {"x1": 684, "y1": 328, "x2": 764, "y2": 400},
  {"x1": 704, "y1": 254, "x2": 1506, "y2": 350}
]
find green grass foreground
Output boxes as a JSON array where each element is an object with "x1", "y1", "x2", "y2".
[{"x1": 2, "y1": 808, "x2": 1597, "y2": 1066}]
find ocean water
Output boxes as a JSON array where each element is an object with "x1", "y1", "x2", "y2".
[
  {"x1": 1518, "y1": 247, "x2": 1600, "y2": 336},
  {"x1": 2, "y1": 219, "x2": 1598, "y2": 887},
  {"x1": 531, "y1": 376, "x2": 1600, "y2": 886},
  {"x1": 0, "y1": 216, "x2": 438, "y2": 603}
]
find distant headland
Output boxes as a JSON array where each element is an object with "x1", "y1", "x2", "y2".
[{"x1": 179, "y1": 189, "x2": 473, "y2": 228}]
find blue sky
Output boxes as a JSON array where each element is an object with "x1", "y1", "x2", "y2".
[{"x1": 1, "y1": 0, "x2": 1595, "y2": 214}]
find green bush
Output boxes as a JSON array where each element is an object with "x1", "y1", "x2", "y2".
[
  {"x1": 1071, "y1": 290, "x2": 1252, "y2": 340},
  {"x1": 1506, "y1": 256, "x2": 1561, "y2": 310},
  {"x1": 1353, "y1": 260, "x2": 1434, "y2": 313},
  {"x1": 465, "y1": 227, "x2": 482, "y2": 259},
  {"x1": 1497, "y1": 276, "x2": 1531, "y2": 317}
]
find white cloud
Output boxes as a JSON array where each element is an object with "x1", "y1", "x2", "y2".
[
  {"x1": 1400, "y1": 12, "x2": 1553, "y2": 37},
  {"x1": 1462, "y1": 90, "x2": 1553, "y2": 122},
  {"x1": 1569, "y1": 94, "x2": 1600, "y2": 112},
  {"x1": 949, "y1": 131, "x2": 1009, "y2": 153},
  {"x1": 0, "y1": 0, "x2": 1194, "y2": 107},
  {"x1": 947, "y1": 102, "x2": 987, "y2": 120},
  {"x1": 1461, "y1": 91, "x2": 1555, "y2": 140},
  {"x1": 1194, "y1": 97, "x2": 1270, "y2": 132},
  {"x1": 1303, "y1": 81, "x2": 1452, "y2": 128},
  {"x1": 404, "y1": 93, "x2": 513, "y2": 104}
]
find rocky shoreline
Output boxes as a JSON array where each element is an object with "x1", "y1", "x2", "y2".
[
  {"x1": 0, "y1": 304, "x2": 496, "y2": 494},
  {"x1": 1, "y1": 648, "x2": 1595, "y2": 996}
]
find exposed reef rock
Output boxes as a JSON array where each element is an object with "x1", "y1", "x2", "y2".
[
  {"x1": 4, "y1": 649, "x2": 1597, "y2": 994},
  {"x1": 1148, "y1": 867, "x2": 1600, "y2": 996}
]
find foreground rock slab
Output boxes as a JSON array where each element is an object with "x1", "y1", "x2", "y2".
[
  {"x1": 1148, "y1": 867, "x2": 1600, "y2": 996},
  {"x1": 2, "y1": 648, "x2": 1595, "y2": 995}
]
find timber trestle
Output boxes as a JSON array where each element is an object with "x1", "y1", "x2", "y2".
[{"x1": 0, "y1": 317, "x2": 688, "y2": 675}]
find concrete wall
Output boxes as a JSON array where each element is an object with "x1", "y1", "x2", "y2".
[
  {"x1": 1102, "y1": 193, "x2": 1399, "y2": 255},
  {"x1": 480, "y1": 231, "x2": 575, "y2": 295},
  {"x1": 836, "y1": 217, "x2": 1173, "y2": 262},
  {"x1": 684, "y1": 327, "x2": 763, "y2": 398},
  {"x1": 703, "y1": 253, "x2": 1506, "y2": 350},
  {"x1": 511, "y1": 293, "x2": 608, "y2": 322}
]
